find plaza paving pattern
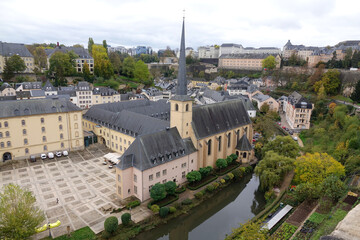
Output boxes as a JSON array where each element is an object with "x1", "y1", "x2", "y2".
[{"x1": 0, "y1": 145, "x2": 153, "y2": 239}]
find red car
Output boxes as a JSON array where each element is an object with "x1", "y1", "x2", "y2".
[{"x1": 282, "y1": 126, "x2": 286, "y2": 129}]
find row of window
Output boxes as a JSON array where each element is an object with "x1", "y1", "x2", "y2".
[
  {"x1": 207, "y1": 129, "x2": 247, "y2": 155},
  {"x1": 0, "y1": 121, "x2": 9, "y2": 128}
]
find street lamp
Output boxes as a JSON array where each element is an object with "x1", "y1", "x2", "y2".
[{"x1": 48, "y1": 222, "x2": 51, "y2": 238}]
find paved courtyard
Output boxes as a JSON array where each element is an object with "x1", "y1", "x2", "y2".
[{"x1": 0, "y1": 144, "x2": 152, "y2": 238}]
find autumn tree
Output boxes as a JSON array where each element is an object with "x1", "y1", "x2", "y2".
[
  {"x1": 0, "y1": 184, "x2": 45, "y2": 239},
  {"x1": 162, "y1": 46, "x2": 175, "y2": 57},
  {"x1": 33, "y1": 47, "x2": 48, "y2": 69},
  {"x1": 92, "y1": 45, "x2": 113, "y2": 79},
  {"x1": 82, "y1": 62, "x2": 91, "y2": 81},
  {"x1": 314, "y1": 69, "x2": 341, "y2": 95},
  {"x1": 225, "y1": 219, "x2": 268, "y2": 240},
  {"x1": 308, "y1": 64, "x2": 325, "y2": 87},
  {"x1": 262, "y1": 135, "x2": 300, "y2": 158},
  {"x1": 122, "y1": 56, "x2": 135, "y2": 78},
  {"x1": 109, "y1": 52, "x2": 122, "y2": 74},
  {"x1": 254, "y1": 151, "x2": 295, "y2": 190},
  {"x1": 294, "y1": 152, "x2": 345, "y2": 185},
  {"x1": 262, "y1": 55, "x2": 277, "y2": 70},
  {"x1": 3, "y1": 55, "x2": 26, "y2": 80}
]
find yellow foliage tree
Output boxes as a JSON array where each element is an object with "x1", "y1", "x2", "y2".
[
  {"x1": 294, "y1": 152, "x2": 345, "y2": 185},
  {"x1": 329, "y1": 102, "x2": 337, "y2": 115}
]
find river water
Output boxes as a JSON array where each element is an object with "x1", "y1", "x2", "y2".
[{"x1": 134, "y1": 173, "x2": 266, "y2": 240}]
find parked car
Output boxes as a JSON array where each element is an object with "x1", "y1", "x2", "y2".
[
  {"x1": 30, "y1": 156, "x2": 36, "y2": 162},
  {"x1": 41, "y1": 154, "x2": 47, "y2": 160},
  {"x1": 289, "y1": 131, "x2": 294, "y2": 135},
  {"x1": 108, "y1": 165, "x2": 113, "y2": 169},
  {"x1": 48, "y1": 152, "x2": 54, "y2": 159},
  {"x1": 63, "y1": 150, "x2": 68, "y2": 156},
  {"x1": 282, "y1": 126, "x2": 286, "y2": 129},
  {"x1": 103, "y1": 161, "x2": 107, "y2": 165},
  {"x1": 55, "y1": 151, "x2": 62, "y2": 157},
  {"x1": 292, "y1": 136, "x2": 298, "y2": 141}
]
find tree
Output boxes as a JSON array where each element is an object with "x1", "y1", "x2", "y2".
[
  {"x1": 186, "y1": 171, "x2": 202, "y2": 183},
  {"x1": 159, "y1": 207, "x2": 169, "y2": 218},
  {"x1": 92, "y1": 45, "x2": 113, "y2": 79},
  {"x1": 259, "y1": 103, "x2": 270, "y2": 113},
  {"x1": 226, "y1": 155, "x2": 234, "y2": 165},
  {"x1": 293, "y1": 182, "x2": 321, "y2": 202},
  {"x1": 134, "y1": 60, "x2": 150, "y2": 85},
  {"x1": 48, "y1": 51, "x2": 76, "y2": 82},
  {"x1": 343, "y1": 47, "x2": 353, "y2": 69},
  {"x1": 88, "y1": 37, "x2": 94, "y2": 56},
  {"x1": 262, "y1": 136, "x2": 300, "y2": 158},
  {"x1": 0, "y1": 184, "x2": 45, "y2": 239},
  {"x1": 351, "y1": 50, "x2": 360, "y2": 68},
  {"x1": 103, "y1": 40, "x2": 108, "y2": 53},
  {"x1": 33, "y1": 47, "x2": 48, "y2": 69},
  {"x1": 225, "y1": 219, "x2": 268, "y2": 240},
  {"x1": 104, "y1": 216, "x2": 119, "y2": 233},
  {"x1": 140, "y1": 54, "x2": 159, "y2": 63},
  {"x1": 164, "y1": 181, "x2": 176, "y2": 195},
  {"x1": 122, "y1": 56, "x2": 136, "y2": 78},
  {"x1": 120, "y1": 213, "x2": 131, "y2": 226},
  {"x1": 150, "y1": 183, "x2": 166, "y2": 201},
  {"x1": 199, "y1": 166, "x2": 212, "y2": 177},
  {"x1": 82, "y1": 62, "x2": 91, "y2": 81},
  {"x1": 321, "y1": 175, "x2": 346, "y2": 201},
  {"x1": 308, "y1": 64, "x2": 325, "y2": 87},
  {"x1": 262, "y1": 55, "x2": 277, "y2": 70},
  {"x1": 3, "y1": 55, "x2": 26, "y2": 80},
  {"x1": 350, "y1": 80, "x2": 360, "y2": 103},
  {"x1": 109, "y1": 52, "x2": 122, "y2": 74},
  {"x1": 317, "y1": 84, "x2": 327, "y2": 100},
  {"x1": 216, "y1": 158, "x2": 228, "y2": 170},
  {"x1": 162, "y1": 46, "x2": 175, "y2": 57},
  {"x1": 314, "y1": 69, "x2": 341, "y2": 95},
  {"x1": 345, "y1": 155, "x2": 360, "y2": 175},
  {"x1": 254, "y1": 151, "x2": 295, "y2": 190},
  {"x1": 294, "y1": 152, "x2": 345, "y2": 185}
]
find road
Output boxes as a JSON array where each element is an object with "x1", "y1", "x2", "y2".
[{"x1": 333, "y1": 99, "x2": 360, "y2": 109}]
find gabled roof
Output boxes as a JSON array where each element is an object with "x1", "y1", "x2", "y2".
[
  {"x1": 75, "y1": 81, "x2": 91, "y2": 90},
  {"x1": 236, "y1": 134, "x2": 253, "y2": 151},
  {"x1": 43, "y1": 80, "x2": 57, "y2": 91},
  {"x1": 0, "y1": 41, "x2": 33, "y2": 57},
  {"x1": 117, "y1": 127, "x2": 196, "y2": 171},
  {"x1": 30, "y1": 90, "x2": 45, "y2": 97},
  {"x1": 46, "y1": 46, "x2": 92, "y2": 59},
  {"x1": 92, "y1": 87, "x2": 119, "y2": 96},
  {"x1": 0, "y1": 83, "x2": 13, "y2": 91},
  {"x1": 0, "y1": 98, "x2": 81, "y2": 118},
  {"x1": 192, "y1": 99, "x2": 251, "y2": 139},
  {"x1": 288, "y1": 91, "x2": 312, "y2": 109},
  {"x1": 252, "y1": 93, "x2": 270, "y2": 102}
]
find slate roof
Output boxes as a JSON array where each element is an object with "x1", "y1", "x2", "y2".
[
  {"x1": 17, "y1": 82, "x2": 42, "y2": 90},
  {"x1": 0, "y1": 96, "x2": 16, "y2": 101},
  {"x1": 220, "y1": 53, "x2": 279, "y2": 59},
  {"x1": 58, "y1": 90, "x2": 76, "y2": 97},
  {"x1": 76, "y1": 81, "x2": 91, "y2": 91},
  {"x1": 30, "y1": 90, "x2": 45, "y2": 97},
  {"x1": 247, "y1": 84, "x2": 260, "y2": 94},
  {"x1": 221, "y1": 43, "x2": 243, "y2": 48},
  {"x1": 92, "y1": 87, "x2": 119, "y2": 96},
  {"x1": 117, "y1": 127, "x2": 196, "y2": 171},
  {"x1": 46, "y1": 46, "x2": 92, "y2": 59},
  {"x1": 0, "y1": 83, "x2": 13, "y2": 91},
  {"x1": 16, "y1": 91, "x2": 31, "y2": 99},
  {"x1": 0, "y1": 98, "x2": 81, "y2": 119},
  {"x1": 43, "y1": 80, "x2": 57, "y2": 91},
  {"x1": 288, "y1": 91, "x2": 313, "y2": 109},
  {"x1": 236, "y1": 134, "x2": 253, "y2": 151},
  {"x1": 84, "y1": 108, "x2": 169, "y2": 137},
  {"x1": 252, "y1": 93, "x2": 270, "y2": 102},
  {"x1": 192, "y1": 99, "x2": 251, "y2": 139},
  {"x1": 59, "y1": 86, "x2": 75, "y2": 91},
  {"x1": 0, "y1": 41, "x2": 33, "y2": 57}
]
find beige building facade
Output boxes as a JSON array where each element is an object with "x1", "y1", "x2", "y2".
[
  {"x1": 252, "y1": 93, "x2": 279, "y2": 112},
  {"x1": 284, "y1": 91, "x2": 313, "y2": 130},
  {"x1": 0, "y1": 42, "x2": 35, "y2": 73},
  {"x1": 0, "y1": 98, "x2": 84, "y2": 161},
  {"x1": 219, "y1": 53, "x2": 281, "y2": 70}
]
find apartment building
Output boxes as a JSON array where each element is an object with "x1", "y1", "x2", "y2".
[
  {"x1": 75, "y1": 81, "x2": 93, "y2": 109},
  {"x1": 0, "y1": 41, "x2": 35, "y2": 73},
  {"x1": 92, "y1": 87, "x2": 120, "y2": 105},
  {"x1": 252, "y1": 93, "x2": 279, "y2": 112},
  {"x1": 0, "y1": 83, "x2": 16, "y2": 97},
  {"x1": 284, "y1": 91, "x2": 313, "y2": 130},
  {"x1": 219, "y1": 53, "x2": 281, "y2": 70},
  {"x1": 0, "y1": 98, "x2": 84, "y2": 161},
  {"x1": 198, "y1": 45, "x2": 220, "y2": 59}
]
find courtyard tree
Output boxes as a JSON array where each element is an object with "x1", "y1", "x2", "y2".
[
  {"x1": 120, "y1": 213, "x2": 131, "y2": 226},
  {"x1": 254, "y1": 151, "x2": 295, "y2": 190},
  {"x1": 262, "y1": 135, "x2": 300, "y2": 158},
  {"x1": 164, "y1": 181, "x2": 176, "y2": 195},
  {"x1": 3, "y1": 55, "x2": 26, "y2": 80},
  {"x1": 186, "y1": 171, "x2": 201, "y2": 184},
  {"x1": 216, "y1": 158, "x2": 228, "y2": 170},
  {"x1": 199, "y1": 166, "x2": 213, "y2": 177},
  {"x1": 104, "y1": 216, "x2": 118, "y2": 233},
  {"x1": 262, "y1": 55, "x2": 277, "y2": 70},
  {"x1": 0, "y1": 184, "x2": 45, "y2": 239},
  {"x1": 294, "y1": 152, "x2": 345, "y2": 185},
  {"x1": 150, "y1": 183, "x2": 166, "y2": 201}
]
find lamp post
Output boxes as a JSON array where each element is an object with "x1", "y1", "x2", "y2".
[{"x1": 48, "y1": 222, "x2": 51, "y2": 238}]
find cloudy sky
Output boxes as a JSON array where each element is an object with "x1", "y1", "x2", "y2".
[{"x1": 0, "y1": 0, "x2": 359, "y2": 51}]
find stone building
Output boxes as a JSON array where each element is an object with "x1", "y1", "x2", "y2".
[
  {"x1": 284, "y1": 91, "x2": 313, "y2": 130},
  {"x1": 218, "y1": 53, "x2": 281, "y2": 70},
  {"x1": 0, "y1": 41, "x2": 35, "y2": 73}
]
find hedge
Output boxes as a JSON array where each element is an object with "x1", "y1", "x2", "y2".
[
  {"x1": 148, "y1": 194, "x2": 179, "y2": 208},
  {"x1": 175, "y1": 186, "x2": 186, "y2": 194},
  {"x1": 126, "y1": 200, "x2": 140, "y2": 209},
  {"x1": 187, "y1": 174, "x2": 218, "y2": 190},
  {"x1": 217, "y1": 163, "x2": 240, "y2": 176},
  {"x1": 181, "y1": 198, "x2": 193, "y2": 205}
]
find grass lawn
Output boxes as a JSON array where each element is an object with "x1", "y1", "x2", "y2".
[
  {"x1": 53, "y1": 227, "x2": 96, "y2": 240},
  {"x1": 311, "y1": 209, "x2": 348, "y2": 240},
  {"x1": 331, "y1": 95, "x2": 354, "y2": 103}
]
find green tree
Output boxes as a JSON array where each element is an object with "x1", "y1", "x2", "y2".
[
  {"x1": 134, "y1": 60, "x2": 151, "y2": 85},
  {"x1": 120, "y1": 213, "x2": 131, "y2": 226},
  {"x1": 159, "y1": 207, "x2": 169, "y2": 218},
  {"x1": 104, "y1": 216, "x2": 118, "y2": 233},
  {"x1": 317, "y1": 84, "x2": 327, "y2": 100},
  {"x1": 103, "y1": 40, "x2": 108, "y2": 53},
  {"x1": 164, "y1": 181, "x2": 176, "y2": 195},
  {"x1": 82, "y1": 62, "x2": 91, "y2": 81},
  {"x1": 109, "y1": 52, "x2": 122, "y2": 74},
  {"x1": 88, "y1": 37, "x2": 94, "y2": 56},
  {"x1": 314, "y1": 69, "x2": 341, "y2": 95},
  {"x1": 186, "y1": 171, "x2": 202, "y2": 183},
  {"x1": 350, "y1": 80, "x2": 360, "y2": 103},
  {"x1": 351, "y1": 50, "x2": 360, "y2": 68},
  {"x1": 343, "y1": 48, "x2": 353, "y2": 69},
  {"x1": 216, "y1": 158, "x2": 228, "y2": 170},
  {"x1": 294, "y1": 152, "x2": 345, "y2": 185},
  {"x1": 122, "y1": 56, "x2": 136, "y2": 78},
  {"x1": 254, "y1": 151, "x2": 295, "y2": 190},
  {"x1": 162, "y1": 46, "x2": 175, "y2": 57},
  {"x1": 262, "y1": 135, "x2": 300, "y2": 158},
  {"x1": 49, "y1": 51, "x2": 76, "y2": 82},
  {"x1": 34, "y1": 47, "x2": 48, "y2": 69},
  {"x1": 0, "y1": 184, "x2": 45, "y2": 239},
  {"x1": 262, "y1": 55, "x2": 277, "y2": 70},
  {"x1": 150, "y1": 183, "x2": 166, "y2": 201},
  {"x1": 225, "y1": 219, "x2": 268, "y2": 240},
  {"x1": 92, "y1": 45, "x2": 113, "y2": 79},
  {"x1": 140, "y1": 54, "x2": 159, "y2": 63},
  {"x1": 293, "y1": 182, "x2": 321, "y2": 202},
  {"x1": 259, "y1": 103, "x2": 270, "y2": 113},
  {"x1": 3, "y1": 55, "x2": 26, "y2": 80},
  {"x1": 199, "y1": 166, "x2": 213, "y2": 177},
  {"x1": 321, "y1": 175, "x2": 346, "y2": 201},
  {"x1": 345, "y1": 155, "x2": 360, "y2": 175}
]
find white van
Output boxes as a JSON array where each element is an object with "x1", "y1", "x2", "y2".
[{"x1": 48, "y1": 152, "x2": 54, "y2": 159}]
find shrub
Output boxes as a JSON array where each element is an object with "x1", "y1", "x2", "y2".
[
  {"x1": 206, "y1": 185, "x2": 215, "y2": 193},
  {"x1": 150, "y1": 183, "x2": 166, "y2": 201},
  {"x1": 175, "y1": 186, "x2": 186, "y2": 194},
  {"x1": 102, "y1": 230, "x2": 112, "y2": 239},
  {"x1": 200, "y1": 189, "x2": 206, "y2": 195},
  {"x1": 120, "y1": 213, "x2": 131, "y2": 226},
  {"x1": 195, "y1": 191, "x2": 204, "y2": 199},
  {"x1": 212, "y1": 182, "x2": 220, "y2": 189},
  {"x1": 232, "y1": 168, "x2": 242, "y2": 180},
  {"x1": 224, "y1": 175, "x2": 230, "y2": 181},
  {"x1": 220, "y1": 179, "x2": 226, "y2": 184},
  {"x1": 264, "y1": 189, "x2": 275, "y2": 202},
  {"x1": 159, "y1": 207, "x2": 169, "y2": 218},
  {"x1": 182, "y1": 198, "x2": 192, "y2": 205},
  {"x1": 230, "y1": 153, "x2": 238, "y2": 161},
  {"x1": 227, "y1": 172, "x2": 234, "y2": 180},
  {"x1": 245, "y1": 166, "x2": 253, "y2": 173},
  {"x1": 173, "y1": 202, "x2": 182, "y2": 209},
  {"x1": 186, "y1": 171, "x2": 202, "y2": 183},
  {"x1": 226, "y1": 156, "x2": 233, "y2": 165},
  {"x1": 104, "y1": 216, "x2": 119, "y2": 233},
  {"x1": 150, "y1": 204, "x2": 160, "y2": 213},
  {"x1": 216, "y1": 158, "x2": 228, "y2": 170},
  {"x1": 169, "y1": 206, "x2": 177, "y2": 213},
  {"x1": 126, "y1": 200, "x2": 140, "y2": 209}
]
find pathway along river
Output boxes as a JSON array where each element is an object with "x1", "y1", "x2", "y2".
[{"x1": 134, "y1": 173, "x2": 266, "y2": 240}]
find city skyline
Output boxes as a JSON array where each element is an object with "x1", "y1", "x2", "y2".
[{"x1": 1, "y1": 0, "x2": 360, "y2": 50}]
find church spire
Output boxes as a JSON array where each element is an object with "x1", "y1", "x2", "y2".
[{"x1": 177, "y1": 17, "x2": 187, "y2": 96}]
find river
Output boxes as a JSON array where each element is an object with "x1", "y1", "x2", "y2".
[{"x1": 134, "y1": 173, "x2": 266, "y2": 240}]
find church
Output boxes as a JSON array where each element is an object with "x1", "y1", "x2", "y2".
[{"x1": 82, "y1": 19, "x2": 254, "y2": 202}]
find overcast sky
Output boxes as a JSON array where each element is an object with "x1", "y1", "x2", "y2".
[{"x1": 1, "y1": 0, "x2": 359, "y2": 51}]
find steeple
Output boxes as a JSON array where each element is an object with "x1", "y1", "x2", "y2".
[{"x1": 177, "y1": 17, "x2": 187, "y2": 96}]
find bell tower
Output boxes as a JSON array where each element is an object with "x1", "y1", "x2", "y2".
[{"x1": 170, "y1": 16, "x2": 193, "y2": 139}]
